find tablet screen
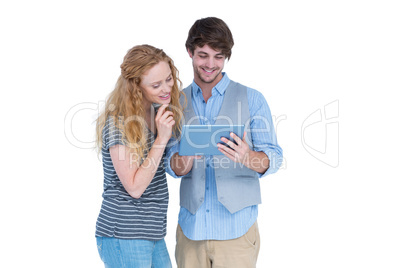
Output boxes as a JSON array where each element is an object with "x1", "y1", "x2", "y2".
[{"x1": 178, "y1": 125, "x2": 245, "y2": 155}]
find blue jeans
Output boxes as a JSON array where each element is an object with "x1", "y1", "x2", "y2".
[{"x1": 96, "y1": 237, "x2": 172, "y2": 268}]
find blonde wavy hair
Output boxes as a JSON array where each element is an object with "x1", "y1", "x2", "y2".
[{"x1": 96, "y1": 44, "x2": 185, "y2": 159}]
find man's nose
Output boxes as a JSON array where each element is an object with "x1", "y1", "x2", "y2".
[{"x1": 205, "y1": 57, "x2": 214, "y2": 68}]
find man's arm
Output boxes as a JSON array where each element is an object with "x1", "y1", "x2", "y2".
[
  {"x1": 218, "y1": 88, "x2": 283, "y2": 177},
  {"x1": 165, "y1": 138, "x2": 201, "y2": 177},
  {"x1": 170, "y1": 153, "x2": 199, "y2": 176},
  {"x1": 218, "y1": 131, "x2": 270, "y2": 174}
]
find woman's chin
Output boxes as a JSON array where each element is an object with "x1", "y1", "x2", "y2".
[{"x1": 157, "y1": 99, "x2": 171, "y2": 105}]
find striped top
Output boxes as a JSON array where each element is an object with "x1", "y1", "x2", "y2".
[{"x1": 95, "y1": 116, "x2": 169, "y2": 240}]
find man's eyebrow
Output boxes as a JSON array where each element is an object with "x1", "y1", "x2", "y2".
[{"x1": 197, "y1": 51, "x2": 224, "y2": 57}]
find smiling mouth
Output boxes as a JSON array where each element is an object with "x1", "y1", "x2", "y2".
[
  {"x1": 160, "y1": 93, "x2": 170, "y2": 99},
  {"x1": 202, "y1": 68, "x2": 215, "y2": 74}
]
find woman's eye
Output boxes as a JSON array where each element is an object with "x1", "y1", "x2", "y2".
[
  {"x1": 166, "y1": 76, "x2": 172, "y2": 82},
  {"x1": 152, "y1": 84, "x2": 160, "y2": 89}
]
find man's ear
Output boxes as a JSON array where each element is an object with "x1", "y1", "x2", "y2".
[{"x1": 187, "y1": 48, "x2": 193, "y2": 58}]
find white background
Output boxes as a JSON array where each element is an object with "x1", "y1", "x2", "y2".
[{"x1": 1, "y1": 0, "x2": 401, "y2": 267}]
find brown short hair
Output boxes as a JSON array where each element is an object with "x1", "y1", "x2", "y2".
[{"x1": 185, "y1": 17, "x2": 234, "y2": 60}]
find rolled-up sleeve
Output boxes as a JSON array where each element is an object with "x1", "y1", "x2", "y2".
[{"x1": 247, "y1": 88, "x2": 283, "y2": 178}]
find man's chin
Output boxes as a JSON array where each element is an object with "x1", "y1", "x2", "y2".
[
  {"x1": 200, "y1": 78, "x2": 215, "y2": 84},
  {"x1": 199, "y1": 73, "x2": 221, "y2": 84}
]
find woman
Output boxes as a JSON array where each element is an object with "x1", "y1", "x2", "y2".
[{"x1": 95, "y1": 44, "x2": 184, "y2": 268}]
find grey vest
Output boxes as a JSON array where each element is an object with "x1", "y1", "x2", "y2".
[{"x1": 179, "y1": 81, "x2": 261, "y2": 214}]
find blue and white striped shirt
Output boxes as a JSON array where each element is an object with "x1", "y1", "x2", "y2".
[{"x1": 166, "y1": 73, "x2": 283, "y2": 240}]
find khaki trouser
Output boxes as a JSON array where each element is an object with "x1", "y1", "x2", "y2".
[{"x1": 175, "y1": 222, "x2": 260, "y2": 268}]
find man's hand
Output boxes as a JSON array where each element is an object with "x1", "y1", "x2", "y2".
[
  {"x1": 217, "y1": 131, "x2": 250, "y2": 164},
  {"x1": 218, "y1": 131, "x2": 270, "y2": 173}
]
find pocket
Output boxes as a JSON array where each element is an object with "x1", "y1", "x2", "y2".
[{"x1": 244, "y1": 222, "x2": 259, "y2": 248}]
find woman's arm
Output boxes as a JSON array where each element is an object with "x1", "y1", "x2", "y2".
[
  {"x1": 110, "y1": 105, "x2": 175, "y2": 199},
  {"x1": 110, "y1": 138, "x2": 166, "y2": 199}
]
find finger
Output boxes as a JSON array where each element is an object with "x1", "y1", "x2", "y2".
[
  {"x1": 221, "y1": 137, "x2": 237, "y2": 150},
  {"x1": 160, "y1": 116, "x2": 175, "y2": 127},
  {"x1": 157, "y1": 110, "x2": 173, "y2": 122},
  {"x1": 165, "y1": 116, "x2": 175, "y2": 123},
  {"x1": 219, "y1": 142, "x2": 242, "y2": 162},
  {"x1": 217, "y1": 143, "x2": 235, "y2": 156},
  {"x1": 156, "y1": 104, "x2": 169, "y2": 118},
  {"x1": 230, "y1": 132, "x2": 243, "y2": 146},
  {"x1": 160, "y1": 111, "x2": 174, "y2": 121},
  {"x1": 218, "y1": 145, "x2": 236, "y2": 161}
]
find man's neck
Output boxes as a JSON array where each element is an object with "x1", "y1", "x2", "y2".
[{"x1": 194, "y1": 73, "x2": 223, "y2": 103}]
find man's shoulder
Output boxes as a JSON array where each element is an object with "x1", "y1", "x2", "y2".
[
  {"x1": 228, "y1": 80, "x2": 263, "y2": 96},
  {"x1": 246, "y1": 86, "x2": 263, "y2": 97},
  {"x1": 183, "y1": 84, "x2": 192, "y2": 92},
  {"x1": 231, "y1": 81, "x2": 265, "y2": 102},
  {"x1": 229, "y1": 81, "x2": 268, "y2": 114}
]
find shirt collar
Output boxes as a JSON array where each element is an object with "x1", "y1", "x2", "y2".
[{"x1": 192, "y1": 72, "x2": 230, "y2": 97}]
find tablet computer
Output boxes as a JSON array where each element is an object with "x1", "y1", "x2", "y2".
[{"x1": 178, "y1": 125, "x2": 245, "y2": 156}]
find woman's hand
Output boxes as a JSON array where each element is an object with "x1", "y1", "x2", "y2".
[{"x1": 154, "y1": 104, "x2": 175, "y2": 145}]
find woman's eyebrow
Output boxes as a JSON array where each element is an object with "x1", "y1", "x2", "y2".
[{"x1": 148, "y1": 72, "x2": 172, "y2": 85}]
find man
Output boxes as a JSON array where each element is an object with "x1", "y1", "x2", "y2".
[{"x1": 166, "y1": 17, "x2": 283, "y2": 268}]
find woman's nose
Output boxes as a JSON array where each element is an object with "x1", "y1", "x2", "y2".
[{"x1": 161, "y1": 82, "x2": 171, "y2": 93}]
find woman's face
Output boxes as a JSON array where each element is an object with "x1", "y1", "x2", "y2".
[{"x1": 139, "y1": 61, "x2": 173, "y2": 109}]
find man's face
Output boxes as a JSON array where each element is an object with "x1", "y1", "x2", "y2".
[{"x1": 189, "y1": 45, "x2": 226, "y2": 86}]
